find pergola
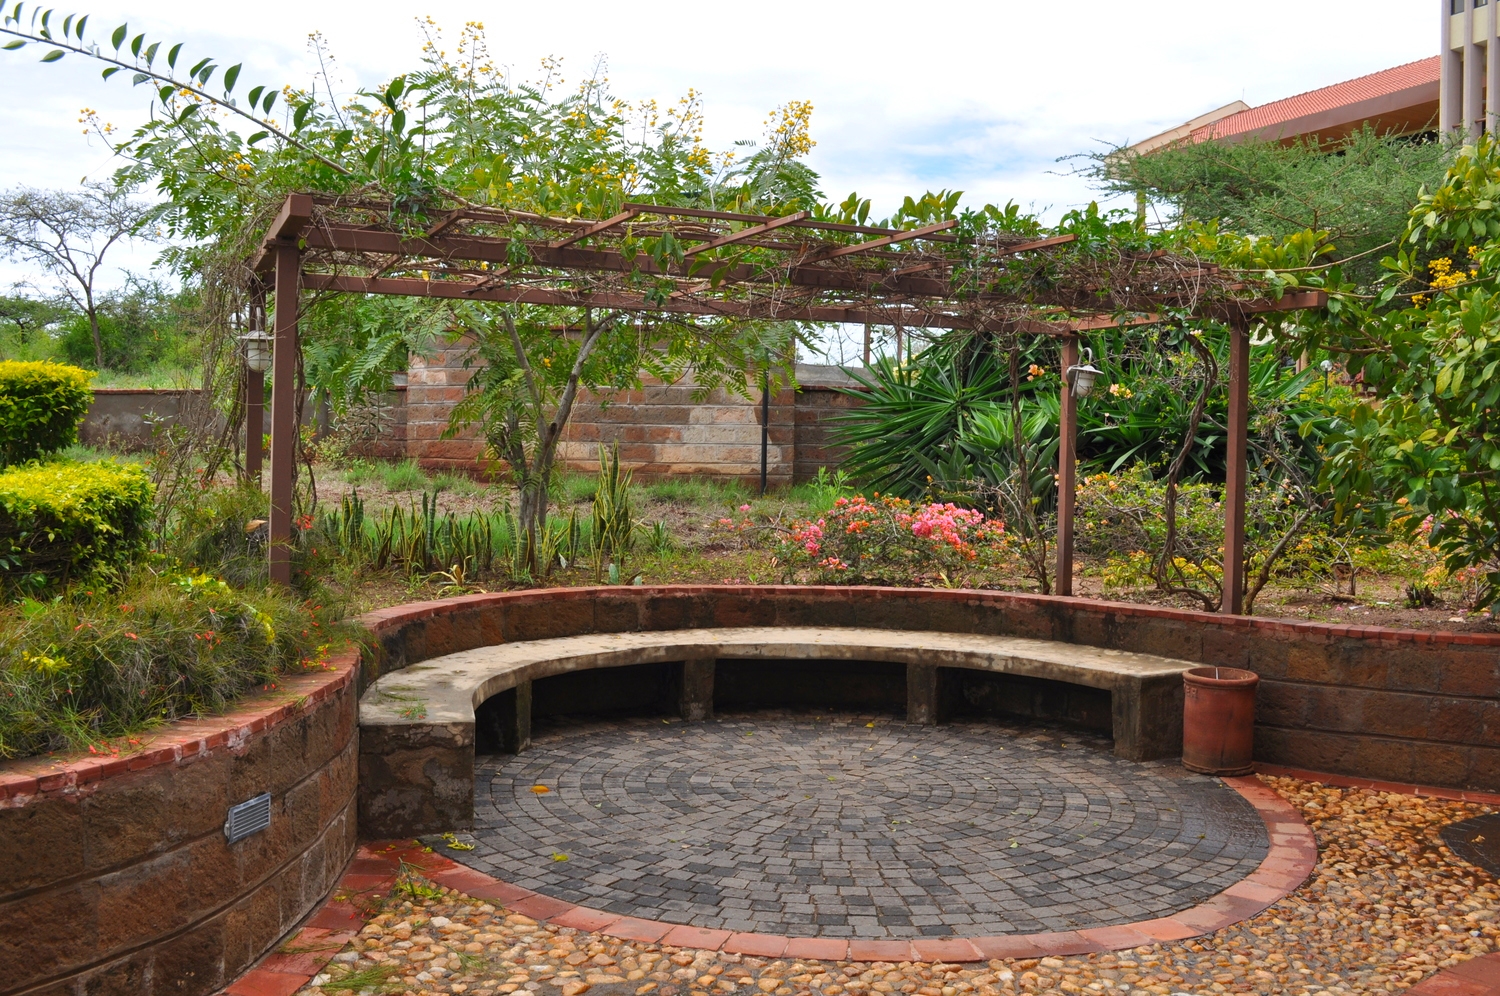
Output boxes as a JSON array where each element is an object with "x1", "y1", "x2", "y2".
[{"x1": 250, "y1": 192, "x2": 1325, "y2": 612}]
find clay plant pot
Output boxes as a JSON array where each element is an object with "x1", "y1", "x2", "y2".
[{"x1": 1181, "y1": 666, "x2": 1259, "y2": 776}]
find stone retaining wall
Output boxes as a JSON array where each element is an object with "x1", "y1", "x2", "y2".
[
  {"x1": 0, "y1": 653, "x2": 361, "y2": 996},
  {"x1": 359, "y1": 586, "x2": 1500, "y2": 793}
]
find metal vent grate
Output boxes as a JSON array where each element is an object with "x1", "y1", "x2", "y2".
[{"x1": 224, "y1": 793, "x2": 272, "y2": 843}]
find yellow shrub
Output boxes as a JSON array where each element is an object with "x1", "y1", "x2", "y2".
[{"x1": 0, "y1": 460, "x2": 153, "y2": 587}]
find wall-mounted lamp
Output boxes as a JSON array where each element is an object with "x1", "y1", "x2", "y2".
[
  {"x1": 1066, "y1": 347, "x2": 1104, "y2": 398},
  {"x1": 239, "y1": 331, "x2": 273, "y2": 374}
]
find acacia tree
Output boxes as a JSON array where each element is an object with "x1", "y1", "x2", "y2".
[
  {"x1": 0, "y1": 182, "x2": 154, "y2": 367},
  {"x1": 1082, "y1": 126, "x2": 1450, "y2": 286}
]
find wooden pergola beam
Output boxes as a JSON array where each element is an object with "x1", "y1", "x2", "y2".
[
  {"x1": 550, "y1": 208, "x2": 641, "y2": 249},
  {"x1": 623, "y1": 201, "x2": 962, "y2": 242},
  {"x1": 811, "y1": 219, "x2": 959, "y2": 261},
  {"x1": 995, "y1": 233, "x2": 1077, "y2": 256},
  {"x1": 301, "y1": 272, "x2": 988, "y2": 330},
  {"x1": 683, "y1": 211, "x2": 809, "y2": 256}
]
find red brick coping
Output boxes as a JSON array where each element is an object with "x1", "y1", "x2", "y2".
[
  {"x1": 222, "y1": 775, "x2": 1313, "y2": 995},
  {"x1": 0, "y1": 650, "x2": 358, "y2": 805}
]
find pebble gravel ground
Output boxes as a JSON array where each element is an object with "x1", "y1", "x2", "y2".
[{"x1": 298, "y1": 775, "x2": 1498, "y2": 996}]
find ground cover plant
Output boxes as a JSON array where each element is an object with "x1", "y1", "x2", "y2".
[{"x1": 0, "y1": 570, "x2": 341, "y2": 758}]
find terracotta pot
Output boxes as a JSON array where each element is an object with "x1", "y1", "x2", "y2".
[{"x1": 1181, "y1": 666, "x2": 1259, "y2": 776}]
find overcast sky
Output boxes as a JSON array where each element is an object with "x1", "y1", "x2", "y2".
[{"x1": 0, "y1": 0, "x2": 1435, "y2": 294}]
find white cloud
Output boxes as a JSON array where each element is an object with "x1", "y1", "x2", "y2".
[{"x1": 0, "y1": 0, "x2": 1435, "y2": 292}]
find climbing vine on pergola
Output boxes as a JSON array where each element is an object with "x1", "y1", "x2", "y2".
[{"x1": 251, "y1": 192, "x2": 1325, "y2": 612}]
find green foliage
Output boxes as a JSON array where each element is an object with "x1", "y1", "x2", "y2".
[
  {"x1": 830, "y1": 346, "x2": 1055, "y2": 500},
  {"x1": 315, "y1": 488, "x2": 591, "y2": 580},
  {"x1": 162, "y1": 483, "x2": 268, "y2": 587},
  {"x1": 789, "y1": 466, "x2": 855, "y2": 515},
  {"x1": 640, "y1": 475, "x2": 750, "y2": 506},
  {"x1": 0, "y1": 570, "x2": 345, "y2": 758},
  {"x1": 0, "y1": 294, "x2": 70, "y2": 360},
  {"x1": 1315, "y1": 135, "x2": 1500, "y2": 607},
  {"x1": 378, "y1": 459, "x2": 431, "y2": 492},
  {"x1": 1089, "y1": 126, "x2": 1450, "y2": 283},
  {"x1": 834, "y1": 332, "x2": 1336, "y2": 497},
  {"x1": 55, "y1": 282, "x2": 194, "y2": 372},
  {"x1": 0, "y1": 459, "x2": 150, "y2": 587},
  {"x1": 1075, "y1": 468, "x2": 1311, "y2": 590},
  {"x1": 0, "y1": 359, "x2": 94, "y2": 465}
]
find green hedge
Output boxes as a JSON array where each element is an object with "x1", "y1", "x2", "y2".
[
  {"x1": 0, "y1": 460, "x2": 153, "y2": 587},
  {"x1": 0, "y1": 360, "x2": 95, "y2": 466}
]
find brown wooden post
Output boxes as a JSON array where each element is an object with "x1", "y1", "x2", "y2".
[
  {"x1": 1222, "y1": 315, "x2": 1250, "y2": 614},
  {"x1": 245, "y1": 289, "x2": 265, "y2": 483},
  {"x1": 269, "y1": 244, "x2": 300, "y2": 586},
  {"x1": 1055, "y1": 336, "x2": 1079, "y2": 596}
]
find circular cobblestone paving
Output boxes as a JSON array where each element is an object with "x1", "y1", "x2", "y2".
[{"x1": 455, "y1": 714, "x2": 1269, "y2": 939}]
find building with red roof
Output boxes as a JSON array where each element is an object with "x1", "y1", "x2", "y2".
[{"x1": 1127, "y1": 57, "x2": 1441, "y2": 154}]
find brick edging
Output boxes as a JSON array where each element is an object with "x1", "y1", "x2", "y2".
[
  {"x1": 0, "y1": 650, "x2": 359, "y2": 805},
  {"x1": 222, "y1": 775, "x2": 1317, "y2": 993}
]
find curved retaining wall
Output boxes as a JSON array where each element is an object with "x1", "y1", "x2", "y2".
[
  {"x1": 0, "y1": 651, "x2": 360, "y2": 996},
  {"x1": 360, "y1": 586, "x2": 1500, "y2": 793}
]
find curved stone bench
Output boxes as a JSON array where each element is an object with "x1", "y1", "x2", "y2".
[{"x1": 358, "y1": 625, "x2": 1195, "y2": 836}]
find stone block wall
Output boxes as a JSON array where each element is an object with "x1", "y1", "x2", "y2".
[
  {"x1": 0, "y1": 654, "x2": 361, "y2": 996},
  {"x1": 358, "y1": 586, "x2": 1500, "y2": 793}
]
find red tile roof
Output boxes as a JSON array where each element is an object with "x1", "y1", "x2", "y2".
[{"x1": 1192, "y1": 56, "x2": 1441, "y2": 142}]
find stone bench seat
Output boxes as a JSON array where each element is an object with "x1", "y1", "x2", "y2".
[{"x1": 359, "y1": 626, "x2": 1196, "y2": 836}]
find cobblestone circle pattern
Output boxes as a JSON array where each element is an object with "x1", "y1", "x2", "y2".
[{"x1": 458, "y1": 715, "x2": 1269, "y2": 939}]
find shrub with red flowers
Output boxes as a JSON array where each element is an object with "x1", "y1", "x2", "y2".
[{"x1": 774, "y1": 493, "x2": 1005, "y2": 584}]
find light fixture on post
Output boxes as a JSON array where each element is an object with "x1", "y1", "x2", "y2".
[
  {"x1": 239, "y1": 330, "x2": 274, "y2": 373},
  {"x1": 1066, "y1": 346, "x2": 1104, "y2": 398}
]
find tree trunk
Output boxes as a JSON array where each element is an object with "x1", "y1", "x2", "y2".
[
  {"x1": 509, "y1": 309, "x2": 612, "y2": 574},
  {"x1": 85, "y1": 290, "x2": 103, "y2": 369}
]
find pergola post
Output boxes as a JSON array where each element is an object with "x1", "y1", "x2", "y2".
[
  {"x1": 244, "y1": 288, "x2": 265, "y2": 484},
  {"x1": 1221, "y1": 315, "x2": 1250, "y2": 614},
  {"x1": 1055, "y1": 336, "x2": 1078, "y2": 596},
  {"x1": 268, "y1": 243, "x2": 300, "y2": 586}
]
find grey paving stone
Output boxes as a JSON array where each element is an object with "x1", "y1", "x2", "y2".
[{"x1": 457, "y1": 713, "x2": 1268, "y2": 938}]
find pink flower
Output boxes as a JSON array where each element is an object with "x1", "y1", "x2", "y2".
[{"x1": 739, "y1": 504, "x2": 752, "y2": 513}]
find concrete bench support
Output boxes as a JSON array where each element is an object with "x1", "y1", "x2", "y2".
[
  {"x1": 358, "y1": 626, "x2": 1195, "y2": 837},
  {"x1": 907, "y1": 663, "x2": 940, "y2": 724},
  {"x1": 680, "y1": 658, "x2": 715, "y2": 721}
]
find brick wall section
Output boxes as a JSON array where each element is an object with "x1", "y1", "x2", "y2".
[
  {"x1": 559, "y1": 380, "x2": 796, "y2": 486},
  {"x1": 0, "y1": 653, "x2": 361, "y2": 996},
  {"x1": 405, "y1": 337, "x2": 487, "y2": 473},
  {"x1": 793, "y1": 366, "x2": 866, "y2": 481},
  {"x1": 359, "y1": 586, "x2": 1500, "y2": 793},
  {"x1": 395, "y1": 340, "x2": 865, "y2": 483}
]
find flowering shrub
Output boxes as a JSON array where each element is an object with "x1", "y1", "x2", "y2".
[{"x1": 775, "y1": 493, "x2": 1005, "y2": 584}]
